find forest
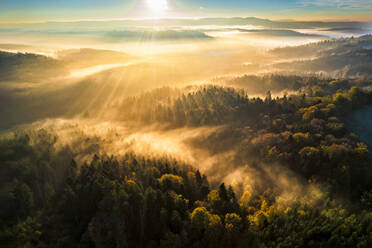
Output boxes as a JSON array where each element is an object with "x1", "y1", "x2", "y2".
[
  {"x1": 2, "y1": 77, "x2": 372, "y2": 247},
  {"x1": 1, "y1": 17, "x2": 372, "y2": 248}
]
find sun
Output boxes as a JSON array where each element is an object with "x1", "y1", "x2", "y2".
[{"x1": 146, "y1": 0, "x2": 168, "y2": 17}]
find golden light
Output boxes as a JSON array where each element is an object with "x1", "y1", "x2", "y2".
[{"x1": 146, "y1": 0, "x2": 168, "y2": 17}]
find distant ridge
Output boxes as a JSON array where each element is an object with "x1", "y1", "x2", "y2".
[{"x1": 1, "y1": 17, "x2": 370, "y2": 30}]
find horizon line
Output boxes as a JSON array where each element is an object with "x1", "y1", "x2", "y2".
[{"x1": 1, "y1": 15, "x2": 372, "y2": 25}]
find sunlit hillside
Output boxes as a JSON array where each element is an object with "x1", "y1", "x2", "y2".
[{"x1": 1, "y1": 0, "x2": 372, "y2": 247}]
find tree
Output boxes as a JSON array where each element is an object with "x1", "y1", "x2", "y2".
[{"x1": 159, "y1": 174, "x2": 184, "y2": 193}]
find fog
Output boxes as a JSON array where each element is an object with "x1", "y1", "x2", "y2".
[{"x1": 1, "y1": 17, "x2": 372, "y2": 206}]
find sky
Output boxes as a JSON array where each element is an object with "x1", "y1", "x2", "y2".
[{"x1": 0, "y1": 0, "x2": 372, "y2": 23}]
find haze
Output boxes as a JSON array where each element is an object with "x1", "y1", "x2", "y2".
[{"x1": 1, "y1": 1, "x2": 372, "y2": 247}]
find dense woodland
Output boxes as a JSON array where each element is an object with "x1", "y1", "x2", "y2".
[
  {"x1": 270, "y1": 35, "x2": 372, "y2": 78},
  {"x1": 1, "y1": 32, "x2": 372, "y2": 248},
  {"x1": 1, "y1": 132, "x2": 372, "y2": 248},
  {"x1": 2, "y1": 75, "x2": 372, "y2": 247},
  {"x1": 0, "y1": 51, "x2": 65, "y2": 82},
  {"x1": 271, "y1": 35, "x2": 372, "y2": 58}
]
